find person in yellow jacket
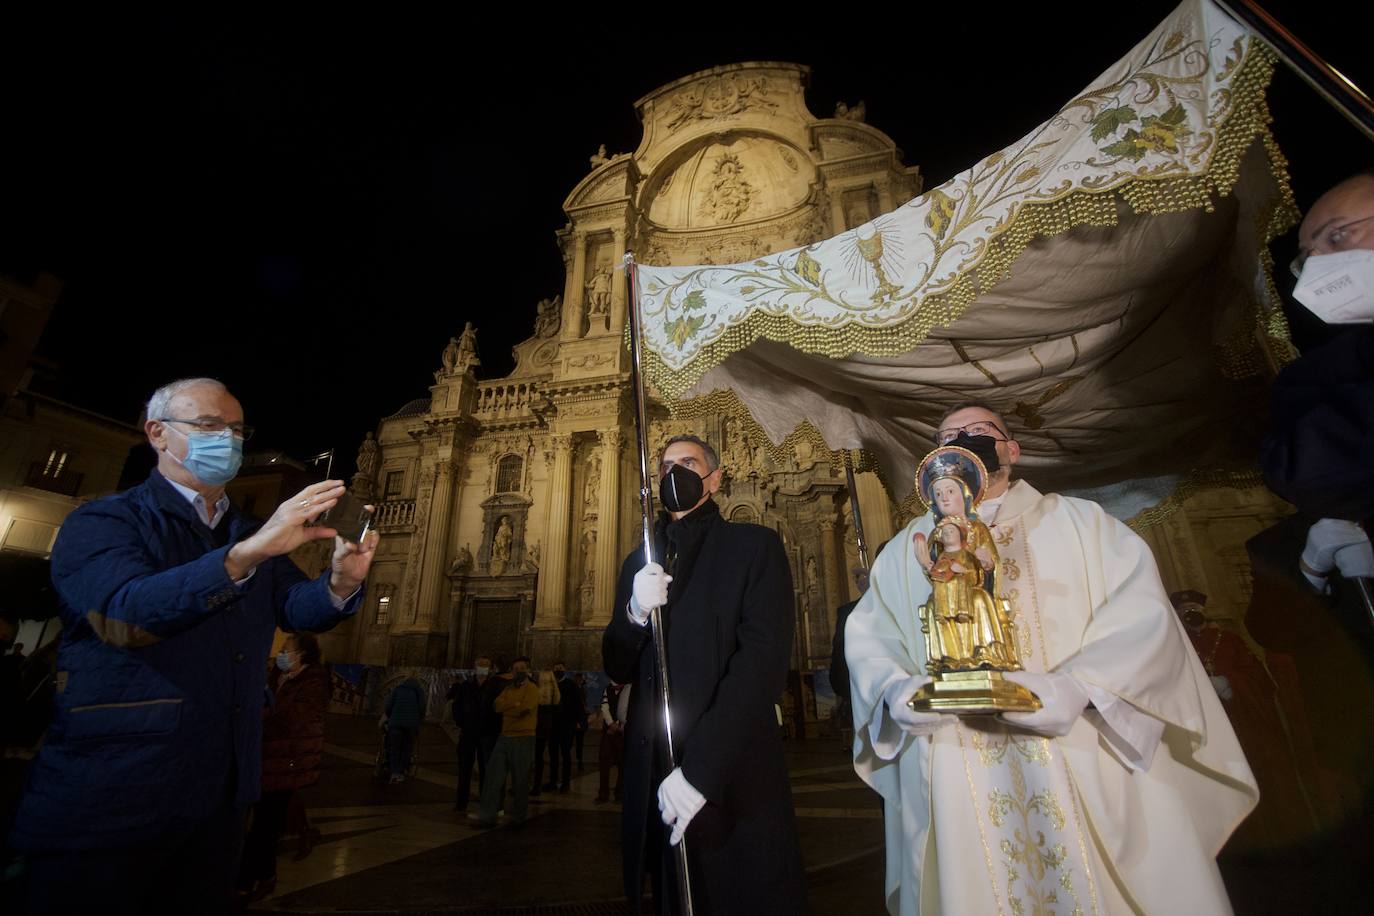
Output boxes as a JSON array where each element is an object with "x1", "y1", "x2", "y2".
[{"x1": 476, "y1": 656, "x2": 540, "y2": 827}]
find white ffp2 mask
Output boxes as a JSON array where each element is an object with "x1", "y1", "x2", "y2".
[{"x1": 1292, "y1": 249, "x2": 1374, "y2": 324}]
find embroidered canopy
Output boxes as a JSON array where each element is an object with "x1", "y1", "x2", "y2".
[{"x1": 634, "y1": 0, "x2": 1297, "y2": 503}]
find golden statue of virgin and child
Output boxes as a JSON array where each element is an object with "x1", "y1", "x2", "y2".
[{"x1": 907, "y1": 446, "x2": 1041, "y2": 714}]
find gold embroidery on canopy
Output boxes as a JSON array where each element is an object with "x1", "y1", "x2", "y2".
[
  {"x1": 951, "y1": 339, "x2": 1004, "y2": 386},
  {"x1": 1002, "y1": 557, "x2": 1022, "y2": 581},
  {"x1": 638, "y1": 44, "x2": 1294, "y2": 405}
]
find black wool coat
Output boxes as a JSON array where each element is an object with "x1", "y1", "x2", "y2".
[{"x1": 602, "y1": 499, "x2": 806, "y2": 915}]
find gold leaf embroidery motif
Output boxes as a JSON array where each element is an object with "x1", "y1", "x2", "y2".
[
  {"x1": 1002, "y1": 557, "x2": 1022, "y2": 581},
  {"x1": 988, "y1": 756, "x2": 1075, "y2": 916}
]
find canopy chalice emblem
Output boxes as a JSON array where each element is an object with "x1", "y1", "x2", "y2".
[
  {"x1": 906, "y1": 445, "x2": 1041, "y2": 714},
  {"x1": 854, "y1": 227, "x2": 902, "y2": 305}
]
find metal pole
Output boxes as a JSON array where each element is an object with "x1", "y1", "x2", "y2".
[
  {"x1": 1354, "y1": 578, "x2": 1374, "y2": 631},
  {"x1": 842, "y1": 450, "x2": 871, "y2": 571},
  {"x1": 623, "y1": 253, "x2": 696, "y2": 916},
  {"x1": 1214, "y1": 0, "x2": 1374, "y2": 142}
]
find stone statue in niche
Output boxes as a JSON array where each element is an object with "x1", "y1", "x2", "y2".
[
  {"x1": 523, "y1": 542, "x2": 540, "y2": 573},
  {"x1": 585, "y1": 267, "x2": 612, "y2": 320},
  {"x1": 490, "y1": 517, "x2": 512, "y2": 577},
  {"x1": 448, "y1": 543, "x2": 473, "y2": 576},
  {"x1": 534, "y1": 295, "x2": 562, "y2": 338},
  {"x1": 589, "y1": 144, "x2": 609, "y2": 169},
  {"x1": 356, "y1": 432, "x2": 380, "y2": 479},
  {"x1": 584, "y1": 453, "x2": 601, "y2": 511},
  {"x1": 805, "y1": 555, "x2": 820, "y2": 597},
  {"x1": 580, "y1": 528, "x2": 597, "y2": 582}
]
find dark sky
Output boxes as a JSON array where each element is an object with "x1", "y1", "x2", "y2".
[{"x1": 2, "y1": 4, "x2": 1368, "y2": 484}]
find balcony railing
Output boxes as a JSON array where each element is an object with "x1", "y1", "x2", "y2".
[
  {"x1": 474, "y1": 381, "x2": 541, "y2": 421},
  {"x1": 374, "y1": 499, "x2": 416, "y2": 529}
]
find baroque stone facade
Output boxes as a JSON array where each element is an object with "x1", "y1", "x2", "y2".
[
  {"x1": 316, "y1": 61, "x2": 1288, "y2": 677},
  {"x1": 323, "y1": 63, "x2": 918, "y2": 670}
]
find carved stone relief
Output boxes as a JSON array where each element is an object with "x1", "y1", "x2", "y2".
[
  {"x1": 698, "y1": 154, "x2": 754, "y2": 224},
  {"x1": 664, "y1": 73, "x2": 777, "y2": 132}
]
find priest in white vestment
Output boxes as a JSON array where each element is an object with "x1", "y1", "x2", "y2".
[{"x1": 847, "y1": 403, "x2": 1256, "y2": 916}]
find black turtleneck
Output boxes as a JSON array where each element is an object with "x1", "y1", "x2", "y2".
[{"x1": 656, "y1": 498, "x2": 720, "y2": 604}]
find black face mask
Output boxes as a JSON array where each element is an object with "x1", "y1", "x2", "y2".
[
  {"x1": 948, "y1": 432, "x2": 1002, "y2": 473},
  {"x1": 659, "y1": 462, "x2": 706, "y2": 513}
]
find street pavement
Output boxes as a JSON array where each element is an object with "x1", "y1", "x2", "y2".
[{"x1": 248, "y1": 715, "x2": 888, "y2": 915}]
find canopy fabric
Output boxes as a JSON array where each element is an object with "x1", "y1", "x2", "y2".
[{"x1": 634, "y1": 0, "x2": 1297, "y2": 500}]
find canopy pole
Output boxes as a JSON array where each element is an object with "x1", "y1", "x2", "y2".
[
  {"x1": 1214, "y1": 0, "x2": 1374, "y2": 142},
  {"x1": 623, "y1": 253, "x2": 696, "y2": 916},
  {"x1": 842, "y1": 450, "x2": 871, "y2": 571}
]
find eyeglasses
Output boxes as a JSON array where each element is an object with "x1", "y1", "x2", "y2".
[
  {"x1": 935, "y1": 420, "x2": 1010, "y2": 445},
  {"x1": 1290, "y1": 214, "x2": 1374, "y2": 278},
  {"x1": 159, "y1": 417, "x2": 254, "y2": 440}
]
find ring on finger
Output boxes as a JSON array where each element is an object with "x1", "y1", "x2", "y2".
[{"x1": 299, "y1": 498, "x2": 312, "y2": 509}]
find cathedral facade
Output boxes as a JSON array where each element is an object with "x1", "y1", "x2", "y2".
[
  {"x1": 317, "y1": 61, "x2": 1291, "y2": 685},
  {"x1": 324, "y1": 63, "x2": 921, "y2": 672}
]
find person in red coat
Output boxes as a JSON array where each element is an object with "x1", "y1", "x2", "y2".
[{"x1": 237, "y1": 632, "x2": 331, "y2": 900}]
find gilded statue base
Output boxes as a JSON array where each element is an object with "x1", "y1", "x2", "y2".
[{"x1": 908, "y1": 669, "x2": 1042, "y2": 716}]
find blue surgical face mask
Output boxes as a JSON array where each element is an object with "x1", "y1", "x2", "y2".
[
  {"x1": 275, "y1": 651, "x2": 295, "y2": 672},
  {"x1": 165, "y1": 426, "x2": 243, "y2": 486}
]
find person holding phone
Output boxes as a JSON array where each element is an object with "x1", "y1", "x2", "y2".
[{"x1": 9, "y1": 377, "x2": 378, "y2": 916}]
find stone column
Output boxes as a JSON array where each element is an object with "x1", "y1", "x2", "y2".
[
  {"x1": 875, "y1": 178, "x2": 895, "y2": 215},
  {"x1": 589, "y1": 429, "x2": 623, "y2": 625},
  {"x1": 561, "y1": 233, "x2": 587, "y2": 341},
  {"x1": 829, "y1": 189, "x2": 847, "y2": 233},
  {"x1": 393, "y1": 456, "x2": 436, "y2": 630},
  {"x1": 415, "y1": 452, "x2": 458, "y2": 629},
  {"x1": 536, "y1": 434, "x2": 574, "y2": 625},
  {"x1": 855, "y1": 470, "x2": 895, "y2": 557},
  {"x1": 819, "y1": 514, "x2": 845, "y2": 637},
  {"x1": 609, "y1": 227, "x2": 628, "y2": 335}
]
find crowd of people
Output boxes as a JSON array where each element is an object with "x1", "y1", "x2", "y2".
[{"x1": 0, "y1": 162, "x2": 1370, "y2": 916}]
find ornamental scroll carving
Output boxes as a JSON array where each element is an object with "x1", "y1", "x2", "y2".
[{"x1": 665, "y1": 74, "x2": 778, "y2": 132}]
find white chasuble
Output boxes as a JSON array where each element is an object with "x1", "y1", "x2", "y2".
[{"x1": 847, "y1": 480, "x2": 1256, "y2": 916}]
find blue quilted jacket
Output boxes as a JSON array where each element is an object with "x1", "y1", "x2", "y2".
[{"x1": 8, "y1": 470, "x2": 359, "y2": 852}]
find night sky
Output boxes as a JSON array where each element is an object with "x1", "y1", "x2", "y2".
[{"x1": 2, "y1": 4, "x2": 1368, "y2": 486}]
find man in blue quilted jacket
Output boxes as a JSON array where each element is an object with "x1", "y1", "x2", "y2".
[{"x1": 9, "y1": 377, "x2": 377, "y2": 915}]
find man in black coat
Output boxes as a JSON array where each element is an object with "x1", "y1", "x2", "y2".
[
  {"x1": 447, "y1": 655, "x2": 492, "y2": 812},
  {"x1": 552, "y1": 661, "x2": 586, "y2": 792},
  {"x1": 603, "y1": 434, "x2": 805, "y2": 916}
]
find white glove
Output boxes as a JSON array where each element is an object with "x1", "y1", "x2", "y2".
[
  {"x1": 629, "y1": 562, "x2": 672, "y2": 626},
  {"x1": 1209, "y1": 675, "x2": 1234, "y2": 701},
  {"x1": 882, "y1": 675, "x2": 954, "y2": 737},
  {"x1": 1001, "y1": 671, "x2": 1090, "y2": 737},
  {"x1": 1302, "y1": 519, "x2": 1370, "y2": 590},
  {"x1": 657, "y1": 766, "x2": 706, "y2": 846}
]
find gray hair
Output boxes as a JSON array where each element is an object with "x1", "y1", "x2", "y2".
[
  {"x1": 144, "y1": 377, "x2": 228, "y2": 424},
  {"x1": 663, "y1": 434, "x2": 719, "y2": 472}
]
